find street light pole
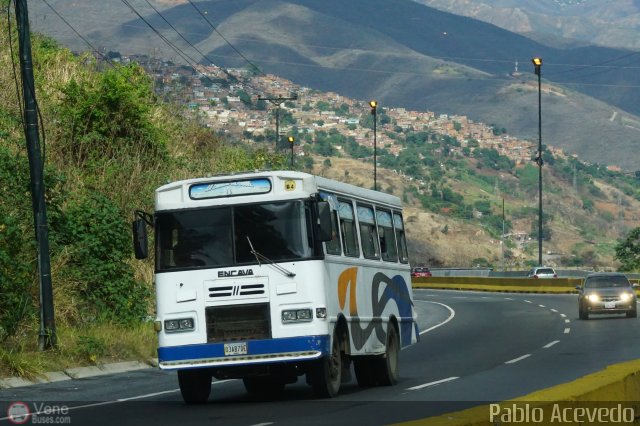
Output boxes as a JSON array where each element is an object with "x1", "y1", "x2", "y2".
[
  {"x1": 532, "y1": 57, "x2": 543, "y2": 267},
  {"x1": 288, "y1": 136, "x2": 295, "y2": 168},
  {"x1": 370, "y1": 100, "x2": 378, "y2": 191}
]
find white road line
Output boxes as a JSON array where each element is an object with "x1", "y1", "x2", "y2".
[
  {"x1": 406, "y1": 376, "x2": 459, "y2": 391},
  {"x1": 504, "y1": 297, "x2": 513, "y2": 300},
  {"x1": 538, "y1": 304, "x2": 546, "y2": 308},
  {"x1": 543, "y1": 340, "x2": 560, "y2": 349},
  {"x1": 524, "y1": 300, "x2": 532, "y2": 303},
  {"x1": 564, "y1": 328, "x2": 571, "y2": 334},
  {"x1": 550, "y1": 308, "x2": 558, "y2": 313},
  {"x1": 0, "y1": 379, "x2": 237, "y2": 421},
  {"x1": 250, "y1": 423, "x2": 275, "y2": 426},
  {"x1": 560, "y1": 313, "x2": 566, "y2": 318},
  {"x1": 505, "y1": 354, "x2": 531, "y2": 364},
  {"x1": 565, "y1": 319, "x2": 570, "y2": 323},
  {"x1": 417, "y1": 300, "x2": 456, "y2": 335}
]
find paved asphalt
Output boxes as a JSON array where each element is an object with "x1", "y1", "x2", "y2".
[{"x1": 2, "y1": 289, "x2": 640, "y2": 426}]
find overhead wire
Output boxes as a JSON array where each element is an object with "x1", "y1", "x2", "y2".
[
  {"x1": 30, "y1": 5, "x2": 640, "y2": 89},
  {"x1": 139, "y1": 0, "x2": 254, "y2": 88},
  {"x1": 185, "y1": 0, "x2": 265, "y2": 77}
]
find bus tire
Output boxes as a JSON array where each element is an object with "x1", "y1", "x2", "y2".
[
  {"x1": 353, "y1": 357, "x2": 376, "y2": 387},
  {"x1": 178, "y1": 369, "x2": 212, "y2": 404},
  {"x1": 308, "y1": 331, "x2": 342, "y2": 398},
  {"x1": 375, "y1": 324, "x2": 399, "y2": 386},
  {"x1": 243, "y1": 376, "x2": 285, "y2": 399}
]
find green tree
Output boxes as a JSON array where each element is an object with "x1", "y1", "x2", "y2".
[
  {"x1": 615, "y1": 227, "x2": 640, "y2": 271},
  {"x1": 57, "y1": 64, "x2": 167, "y2": 166}
]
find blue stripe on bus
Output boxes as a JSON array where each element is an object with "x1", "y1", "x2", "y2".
[{"x1": 158, "y1": 335, "x2": 331, "y2": 362}]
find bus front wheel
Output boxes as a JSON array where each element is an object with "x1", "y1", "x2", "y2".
[
  {"x1": 178, "y1": 369, "x2": 212, "y2": 404},
  {"x1": 308, "y1": 332, "x2": 342, "y2": 398}
]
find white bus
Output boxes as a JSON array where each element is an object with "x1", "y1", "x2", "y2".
[{"x1": 132, "y1": 170, "x2": 419, "y2": 403}]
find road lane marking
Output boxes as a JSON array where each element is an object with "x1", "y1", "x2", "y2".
[
  {"x1": 505, "y1": 354, "x2": 531, "y2": 364},
  {"x1": 524, "y1": 300, "x2": 532, "y2": 303},
  {"x1": 564, "y1": 328, "x2": 571, "y2": 334},
  {"x1": 550, "y1": 308, "x2": 558, "y2": 312},
  {"x1": 416, "y1": 301, "x2": 456, "y2": 335},
  {"x1": 560, "y1": 314, "x2": 566, "y2": 318},
  {"x1": 543, "y1": 340, "x2": 560, "y2": 349},
  {"x1": 565, "y1": 319, "x2": 570, "y2": 323},
  {"x1": 0, "y1": 379, "x2": 238, "y2": 420},
  {"x1": 538, "y1": 304, "x2": 546, "y2": 308},
  {"x1": 504, "y1": 297, "x2": 513, "y2": 300},
  {"x1": 250, "y1": 423, "x2": 275, "y2": 426},
  {"x1": 406, "y1": 376, "x2": 459, "y2": 391}
]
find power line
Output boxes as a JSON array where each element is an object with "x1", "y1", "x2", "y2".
[
  {"x1": 138, "y1": 0, "x2": 257, "y2": 88},
  {"x1": 185, "y1": 0, "x2": 265, "y2": 76}
]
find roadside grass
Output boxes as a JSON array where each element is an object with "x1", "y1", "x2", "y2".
[{"x1": 0, "y1": 322, "x2": 156, "y2": 379}]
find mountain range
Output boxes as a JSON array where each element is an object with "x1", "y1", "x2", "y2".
[
  {"x1": 31, "y1": 0, "x2": 640, "y2": 170},
  {"x1": 416, "y1": 0, "x2": 640, "y2": 50}
]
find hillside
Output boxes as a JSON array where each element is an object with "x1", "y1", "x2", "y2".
[
  {"x1": 416, "y1": 0, "x2": 640, "y2": 51},
  {"x1": 29, "y1": 0, "x2": 640, "y2": 171}
]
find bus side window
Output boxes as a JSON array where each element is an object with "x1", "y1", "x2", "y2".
[
  {"x1": 357, "y1": 204, "x2": 380, "y2": 260},
  {"x1": 338, "y1": 200, "x2": 359, "y2": 257},
  {"x1": 393, "y1": 212, "x2": 409, "y2": 263},
  {"x1": 377, "y1": 209, "x2": 398, "y2": 262}
]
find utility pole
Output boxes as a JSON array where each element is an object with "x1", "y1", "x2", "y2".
[
  {"x1": 501, "y1": 198, "x2": 505, "y2": 271},
  {"x1": 15, "y1": 0, "x2": 57, "y2": 350},
  {"x1": 258, "y1": 94, "x2": 297, "y2": 150}
]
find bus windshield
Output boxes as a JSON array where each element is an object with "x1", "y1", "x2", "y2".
[{"x1": 156, "y1": 200, "x2": 314, "y2": 271}]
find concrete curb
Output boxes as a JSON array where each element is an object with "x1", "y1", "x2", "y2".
[
  {"x1": 0, "y1": 359, "x2": 158, "y2": 389},
  {"x1": 394, "y1": 359, "x2": 640, "y2": 425}
]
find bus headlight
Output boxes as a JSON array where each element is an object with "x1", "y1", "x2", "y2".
[
  {"x1": 282, "y1": 308, "x2": 313, "y2": 323},
  {"x1": 164, "y1": 317, "x2": 195, "y2": 332}
]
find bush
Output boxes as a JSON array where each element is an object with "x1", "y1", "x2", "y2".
[
  {"x1": 0, "y1": 145, "x2": 67, "y2": 340},
  {"x1": 65, "y1": 193, "x2": 150, "y2": 322}
]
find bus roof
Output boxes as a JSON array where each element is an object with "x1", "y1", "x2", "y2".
[{"x1": 155, "y1": 170, "x2": 402, "y2": 211}]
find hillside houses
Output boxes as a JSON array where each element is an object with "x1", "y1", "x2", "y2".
[{"x1": 120, "y1": 55, "x2": 568, "y2": 167}]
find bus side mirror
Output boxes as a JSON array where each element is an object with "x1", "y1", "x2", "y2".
[
  {"x1": 317, "y1": 201, "x2": 332, "y2": 242},
  {"x1": 132, "y1": 210, "x2": 153, "y2": 260},
  {"x1": 132, "y1": 219, "x2": 149, "y2": 259}
]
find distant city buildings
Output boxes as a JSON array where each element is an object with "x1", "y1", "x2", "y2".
[{"x1": 111, "y1": 54, "x2": 569, "y2": 167}]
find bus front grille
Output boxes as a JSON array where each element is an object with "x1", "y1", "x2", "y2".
[{"x1": 205, "y1": 303, "x2": 271, "y2": 343}]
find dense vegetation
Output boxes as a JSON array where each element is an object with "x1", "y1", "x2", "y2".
[{"x1": 0, "y1": 17, "x2": 287, "y2": 349}]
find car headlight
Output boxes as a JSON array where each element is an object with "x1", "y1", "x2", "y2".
[
  {"x1": 164, "y1": 317, "x2": 195, "y2": 333},
  {"x1": 620, "y1": 292, "x2": 633, "y2": 302},
  {"x1": 587, "y1": 294, "x2": 600, "y2": 303},
  {"x1": 282, "y1": 308, "x2": 313, "y2": 323}
]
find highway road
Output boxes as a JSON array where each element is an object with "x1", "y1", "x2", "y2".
[{"x1": 2, "y1": 289, "x2": 640, "y2": 426}]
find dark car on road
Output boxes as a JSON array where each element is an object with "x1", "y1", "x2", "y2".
[{"x1": 576, "y1": 272, "x2": 638, "y2": 320}]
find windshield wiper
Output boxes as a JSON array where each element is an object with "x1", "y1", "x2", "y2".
[{"x1": 246, "y1": 236, "x2": 296, "y2": 278}]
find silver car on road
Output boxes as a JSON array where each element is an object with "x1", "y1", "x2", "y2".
[{"x1": 576, "y1": 272, "x2": 638, "y2": 320}]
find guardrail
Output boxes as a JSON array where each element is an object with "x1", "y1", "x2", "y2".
[
  {"x1": 412, "y1": 276, "x2": 640, "y2": 293},
  {"x1": 427, "y1": 268, "x2": 640, "y2": 280}
]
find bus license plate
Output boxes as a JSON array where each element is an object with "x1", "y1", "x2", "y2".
[{"x1": 224, "y1": 342, "x2": 247, "y2": 356}]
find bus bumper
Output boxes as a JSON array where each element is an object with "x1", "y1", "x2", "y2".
[{"x1": 157, "y1": 335, "x2": 330, "y2": 370}]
